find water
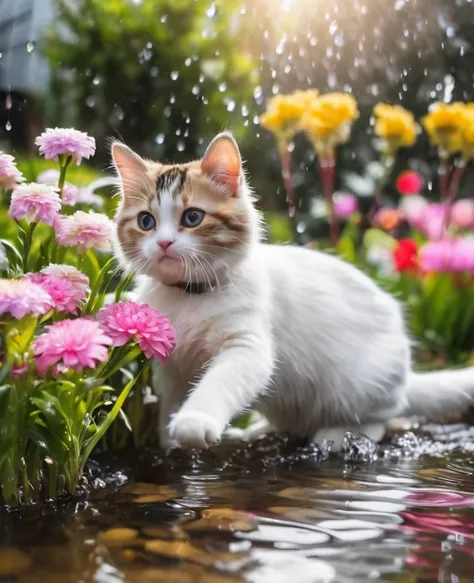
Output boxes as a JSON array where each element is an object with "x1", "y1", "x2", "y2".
[{"x1": 1, "y1": 425, "x2": 474, "y2": 582}]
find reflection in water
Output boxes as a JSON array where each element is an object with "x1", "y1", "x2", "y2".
[{"x1": 1, "y1": 428, "x2": 474, "y2": 582}]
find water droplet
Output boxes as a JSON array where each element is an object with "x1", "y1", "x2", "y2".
[
  {"x1": 5, "y1": 94, "x2": 12, "y2": 110},
  {"x1": 92, "y1": 76, "x2": 101, "y2": 86},
  {"x1": 0, "y1": 53, "x2": 3, "y2": 60},
  {"x1": 164, "y1": 106, "x2": 171, "y2": 118},
  {"x1": 227, "y1": 100, "x2": 236, "y2": 112},
  {"x1": 5, "y1": 121, "x2": 11, "y2": 131},
  {"x1": 206, "y1": 3, "x2": 216, "y2": 18},
  {"x1": 176, "y1": 128, "x2": 181, "y2": 136},
  {"x1": 26, "y1": 41, "x2": 35, "y2": 53},
  {"x1": 272, "y1": 84, "x2": 280, "y2": 95},
  {"x1": 394, "y1": 0, "x2": 406, "y2": 9},
  {"x1": 218, "y1": 82, "x2": 227, "y2": 92},
  {"x1": 284, "y1": 64, "x2": 291, "y2": 74},
  {"x1": 310, "y1": 37, "x2": 317, "y2": 46},
  {"x1": 160, "y1": 14, "x2": 167, "y2": 23},
  {"x1": 334, "y1": 34, "x2": 344, "y2": 47},
  {"x1": 329, "y1": 21, "x2": 338, "y2": 35},
  {"x1": 170, "y1": 95, "x2": 176, "y2": 104},
  {"x1": 185, "y1": 57, "x2": 192, "y2": 66},
  {"x1": 86, "y1": 96, "x2": 96, "y2": 107},
  {"x1": 281, "y1": 0, "x2": 292, "y2": 12},
  {"x1": 276, "y1": 37, "x2": 286, "y2": 55},
  {"x1": 170, "y1": 71, "x2": 179, "y2": 80},
  {"x1": 253, "y1": 115, "x2": 259, "y2": 124},
  {"x1": 155, "y1": 133, "x2": 165, "y2": 144},
  {"x1": 177, "y1": 140, "x2": 185, "y2": 152},
  {"x1": 241, "y1": 104, "x2": 249, "y2": 117},
  {"x1": 199, "y1": 74, "x2": 205, "y2": 83},
  {"x1": 191, "y1": 85, "x2": 200, "y2": 95}
]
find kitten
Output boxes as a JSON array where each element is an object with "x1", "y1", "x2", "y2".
[{"x1": 112, "y1": 133, "x2": 474, "y2": 451}]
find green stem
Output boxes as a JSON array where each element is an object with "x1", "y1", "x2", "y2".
[
  {"x1": 22, "y1": 222, "x2": 37, "y2": 272},
  {"x1": 58, "y1": 155, "x2": 72, "y2": 197}
]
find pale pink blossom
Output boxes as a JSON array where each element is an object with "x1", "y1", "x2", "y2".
[
  {"x1": 399, "y1": 195, "x2": 429, "y2": 229},
  {"x1": 98, "y1": 301, "x2": 175, "y2": 362},
  {"x1": 55, "y1": 210, "x2": 113, "y2": 251},
  {"x1": 0, "y1": 152, "x2": 24, "y2": 190},
  {"x1": 0, "y1": 279, "x2": 53, "y2": 319},
  {"x1": 451, "y1": 199, "x2": 474, "y2": 229},
  {"x1": 26, "y1": 271, "x2": 89, "y2": 314},
  {"x1": 419, "y1": 238, "x2": 474, "y2": 273},
  {"x1": 334, "y1": 193, "x2": 358, "y2": 218},
  {"x1": 33, "y1": 318, "x2": 112, "y2": 373},
  {"x1": 35, "y1": 128, "x2": 96, "y2": 165},
  {"x1": 62, "y1": 183, "x2": 79, "y2": 206},
  {"x1": 9, "y1": 183, "x2": 61, "y2": 225},
  {"x1": 419, "y1": 203, "x2": 446, "y2": 240},
  {"x1": 36, "y1": 168, "x2": 60, "y2": 185},
  {"x1": 41, "y1": 264, "x2": 90, "y2": 296}
]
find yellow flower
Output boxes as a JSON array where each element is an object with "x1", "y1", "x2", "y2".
[
  {"x1": 301, "y1": 92, "x2": 359, "y2": 156},
  {"x1": 259, "y1": 89, "x2": 319, "y2": 144},
  {"x1": 459, "y1": 103, "x2": 474, "y2": 160},
  {"x1": 373, "y1": 103, "x2": 418, "y2": 153},
  {"x1": 421, "y1": 102, "x2": 466, "y2": 158}
]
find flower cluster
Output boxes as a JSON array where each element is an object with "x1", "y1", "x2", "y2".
[
  {"x1": 35, "y1": 128, "x2": 96, "y2": 165},
  {"x1": 9, "y1": 183, "x2": 61, "y2": 225},
  {"x1": 302, "y1": 93, "x2": 359, "y2": 155},
  {"x1": 373, "y1": 104, "x2": 418, "y2": 154},
  {"x1": 0, "y1": 152, "x2": 24, "y2": 190},
  {"x1": 422, "y1": 102, "x2": 474, "y2": 160}
]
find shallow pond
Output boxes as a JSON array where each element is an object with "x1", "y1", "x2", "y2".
[{"x1": 1, "y1": 425, "x2": 474, "y2": 583}]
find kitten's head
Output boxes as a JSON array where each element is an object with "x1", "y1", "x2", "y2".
[{"x1": 112, "y1": 133, "x2": 259, "y2": 286}]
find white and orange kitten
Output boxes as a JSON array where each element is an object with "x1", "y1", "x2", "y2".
[{"x1": 112, "y1": 133, "x2": 474, "y2": 451}]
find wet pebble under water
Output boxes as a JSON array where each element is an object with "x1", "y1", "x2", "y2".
[{"x1": 1, "y1": 425, "x2": 474, "y2": 582}]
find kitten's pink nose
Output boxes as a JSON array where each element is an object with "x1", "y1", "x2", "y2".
[{"x1": 158, "y1": 240, "x2": 173, "y2": 250}]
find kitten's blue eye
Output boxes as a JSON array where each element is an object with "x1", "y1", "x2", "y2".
[
  {"x1": 181, "y1": 208, "x2": 205, "y2": 228},
  {"x1": 137, "y1": 211, "x2": 156, "y2": 231}
]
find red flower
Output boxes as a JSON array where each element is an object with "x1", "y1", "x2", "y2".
[
  {"x1": 396, "y1": 170, "x2": 422, "y2": 195},
  {"x1": 393, "y1": 239, "x2": 418, "y2": 272}
]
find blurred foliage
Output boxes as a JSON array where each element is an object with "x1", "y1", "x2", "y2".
[{"x1": 44, "y1": 0, "x2": 258, "y2": 164}]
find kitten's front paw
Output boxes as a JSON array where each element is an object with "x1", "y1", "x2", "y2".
[{"x1": 168, "y1": 411, "x2": 222, "y2": 450}]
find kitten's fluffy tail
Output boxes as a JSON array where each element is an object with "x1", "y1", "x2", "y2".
[{"x1": 405, "y1": 367, "x2": 474, "y2": 416}]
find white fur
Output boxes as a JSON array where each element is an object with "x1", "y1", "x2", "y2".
[{"x1": 115, "y1": 144, "x2": 474, "y2": 452}]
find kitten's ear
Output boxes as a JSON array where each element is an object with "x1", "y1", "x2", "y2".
[
  {"x1": 201, "y1": 133, "x2": 241, "y2": 195},
  {"x1": 111, "y1": 142, "x2": 148, "y2": 188}
]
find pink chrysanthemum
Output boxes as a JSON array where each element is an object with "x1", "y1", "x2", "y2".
[
  {"x1": 0, "y1": 279, "x2": 53, "y2": 319},
  {"x1": 55, "y1": 210, "x2": 113, "y2": 251},
  {"x1": 41, "y1": 264, "x2": 90, "y2": 296},
  {"x1": 0, "y1": 152, "x2": 25, "y2": 190},
  {"x1": 33, "y1": 318, "x2": 113, "y2": 373},
  {"x1": 35, "y1": 128, "x2": 96, "y2": 166},
  {"x1": 62, "y1": 183, "x2": 79, "y2": 206},
  {"x1": 26, "y1": 270, "x2": 89, "y2": 314},
  {"x1": 451, "y1": 199, "x2": 474, "y2": 229},
  {"x1": 98, "y1": 301, "x2": 175, "y2": 362},
  {"x1": 334, "y1": 193, "x2": 358, "y2": 218},
  {"x1": 9, "y1": 183, "x2": 61, "y2": 226},
  {"x1": 419, "y1": 238, "x2": 474, "y2": 273}
]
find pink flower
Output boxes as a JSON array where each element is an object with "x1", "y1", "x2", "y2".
[
  {"x1": 33, "y1": 318, "x2": 113, "y2": 373},
  {"x1": 419, "y1": 203, "x2": 446, "y2": 240},
  {"x1": 98, "y1": 301, "x2": 175, "y2": 362},
  {"x1": 41, "y1": 264, "x2": 90, "y2": 296},
  {"x1": 36, "y1": 168, "x2": 60, "y2": 185},
  {"x1": 55, "y1": 210, "x2": 113, "y2": 251},
  {"x1": 26, "y1": 270, "x2": 89, "y2": 314},
  {"x1": 396, "y1": 170, "x2": 422, "y2": 195},
  {"x1": 334, "y1": 193, "x2": 358, "y2": 218},
  {"x1": 0, "y1": 279, "x2": 53, "y2": 319},
  {"x1": 0, "y1": 152, "x2": 24, "y2": 190},
  {"x1": 9, "y1": 183, "x2": 61, "y2": 225},
  {"x1": 62, "y1": 183, "x2": 79, "y2": 206},
  {"x1": 419, "y1": 240, "x2": 453, "y2": 272},
  {"x1": 419, "y1": 238, "x2": 474, "y2": 273},
  {"x1": 399, "y1": 195, "x2": 428, "y2": 229},
  {"x1": 451, "y1": 199, "x2": 474, "y2": 229},
  {"x1": 35, "y1": 128, "x2": 96, "y2": 165}
]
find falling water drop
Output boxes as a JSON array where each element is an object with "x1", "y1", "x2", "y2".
[
  {"x1": 155, "y1": 133, "x2": 165, "y2": 144},
  {"x1": 5, "y1": 94, "x2": 12, "y2": 110},
  {"x1": 5, "y1": 121, "x2": 11, "y2": 131},
  {"x1": 177, "y1": 140, "x2": 185, "y2": 152},
  {"x1": 218, "y1": 82, "x2": 227, "y2": 92},
  {"x1": 227, "y1": 100, "x2": 236, "y2": 112},
  {"x1": 170, "y1": 71, "x2": 179, "y2": 80},
  {"x1": 26, "y1": 41, "x2": 35, "y2": 53},
  {"x1": 160, "y1": 14, "x2": 167, "y2": 23}
]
